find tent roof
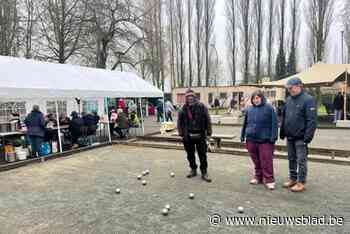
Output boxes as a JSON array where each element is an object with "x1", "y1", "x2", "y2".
[
  {"x1": 262, "y1": 63, "x2": 350, "y2": 87},
  {"x1": 0, "y1": 56, "x2": 163, "y2": 99}
]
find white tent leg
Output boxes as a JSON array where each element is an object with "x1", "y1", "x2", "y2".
[
  {"x1": 105, "y1": 98, "x2": 112, "y2": 143},
  {"x1": 139, "y1": 98, "x2": 145, "y2": 136},
  {"x1": 163, "y1": 94, "x2": 166, "y2": 122},
  {"x1": 55, "y1": 101, "x2": 63, "y2": 153}
]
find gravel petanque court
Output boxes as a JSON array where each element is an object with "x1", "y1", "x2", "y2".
[{"x1": 0, "y1": 145, "x2": 349, "y2": 234}]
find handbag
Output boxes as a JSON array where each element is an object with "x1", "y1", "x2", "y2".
[{"x1": 189, "y1": 133, "x2": 201, "y2": 141}]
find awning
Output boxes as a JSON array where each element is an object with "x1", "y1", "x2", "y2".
[
  {"x1": 0, "y1": 56, "x2": 163, "y2": 100},
  {"x1": 262, "y1": 63, "x2": 350, "y2": 87}
]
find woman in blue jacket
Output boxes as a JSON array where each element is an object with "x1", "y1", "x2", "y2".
[{"x1": 241, "y1": 90, "x2": 278, "y2": 190}]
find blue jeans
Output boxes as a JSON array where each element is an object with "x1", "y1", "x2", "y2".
[
  {"x1": 334, "y1": 109, "x2": 342, "y2": 122},
  {"x1": 287, "y1": 140, "x2": 308, "y2": 183},
  {"x1": 28, "y1": 135, "x2": 44, "y2": 157}
]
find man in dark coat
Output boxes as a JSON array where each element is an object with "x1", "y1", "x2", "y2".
[
  {"x1": 156, "y1": 100, "x2": 164, "y2": 122},
  {"x1": 333, "y1": 92, "x2": 344, "y2": 123},
  {"x1": 83, "y1": 112, "x2": 99, "y2": 135},
  {"x1": 24, "y1": 105, "x2": 45, "y2": 157},
  {"x1": 280, "y1": 77, "x2": 317, "y2": 192},
  {"x1": 114, "y1": 109, "x2": 129, "y2": 138},
  {"x1": 69, "y1": 111, "x2": 84, "y2": 147},
  {"x1": 177, "y1": 89, "x2": 212, "y2": 182}
]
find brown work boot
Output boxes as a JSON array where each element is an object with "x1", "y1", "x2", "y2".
[
  {"x1": 283, "y1": 180, "x2": 297, "y2": 188},
  {"x1": 290, "y1": 182, "x2": 305, "y2": 192},
  {"x1": 201, "y1": 173, "x2": 212, "y2": 183},
  {"x1": 186, "y1": 169, "x2": 197, "y2": 178}
]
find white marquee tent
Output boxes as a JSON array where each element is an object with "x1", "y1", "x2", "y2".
[
  {"x1": 0, "y1": 56, "x2": 163, "y2": 99},
  {"x1": 0, "y1": 56, "x2": 163, "y2": 152}
]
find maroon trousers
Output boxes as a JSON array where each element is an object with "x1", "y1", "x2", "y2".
[{"x1": 246, "y1": 141, "x2": 275, "y2": 183}]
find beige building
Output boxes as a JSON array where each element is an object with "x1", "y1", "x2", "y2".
[{"x1": 172, "y1": 85, "x2": 286, "y2": 108}]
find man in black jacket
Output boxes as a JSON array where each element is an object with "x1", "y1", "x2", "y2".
[
  {"x1": 333, "y1": 92, "x2": 344, "y2": 123},
  {"x1": 69, "y1": 111, "x2": 84, "y2": 148},
  {"x1": 177, "y1": 89, "x2": 212, "y2": 182},
  {"x1": 280, "y1": 77, "x2": 317, "y2": 192},
  {"x1": 25, "y1": 105, "x2": 45, "y2": 157}
]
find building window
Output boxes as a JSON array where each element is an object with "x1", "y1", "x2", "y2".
[
  {"x1": 83, "y1": 100, "x2": 98, "y2": 113},
  {"x1": 0, "y1": 102, "x2": 26, "y2": 122},
  {"x1": 46, "y1": 101, "x2": 67, "y2": 117}
]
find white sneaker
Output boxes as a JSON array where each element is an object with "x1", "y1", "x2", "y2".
[
  {"x1": 250, "y1": 178, "x2": 261, "y2": 185},
  {"x1": 265, "y1": 183, "x2": 275, "y2": 190}
]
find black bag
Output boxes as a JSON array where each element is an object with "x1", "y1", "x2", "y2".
[{"x1": 189, "y1": 133, "x2": 201, "y2": 141}]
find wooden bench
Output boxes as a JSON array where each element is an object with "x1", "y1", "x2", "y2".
[{"x1": 171, "y1": 133, "x2": 236, "y2": 149}]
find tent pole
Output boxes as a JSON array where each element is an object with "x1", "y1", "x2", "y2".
[
  {"x1": 345, "y1": 69, "x2": 348, "y2": 121},
  {"x1": 139, "y1": 98, "x2": 145, "y2": 136},
  {"x1": 105, "y1": 98, "x2": 112, "y2": 143},
  {"x1": 55, "y1": 101, "x2": 63, "y2": 153},
  {"x1": 163, "y1": 94, "x2": 166, "y2": 122}
]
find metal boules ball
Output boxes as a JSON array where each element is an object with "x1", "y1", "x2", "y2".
[
  {"x1": 237, "y1": 206, "x2": 244, "y2": 213},
  {"x1": 115, "y1": 188, "x2": 121, "y2": 194},
  {"x1": 165, "y1": 204, "x2": 171, "y2": 210},
  {"x1": 162, "y1": 208, "x2": 169, "y2": 216},
  {"x1": 170, "y1": 172, "x2": 175, "y2": 177},
  {"x1": 137, "y1": 175, "x2": 142, "y2": 180},
  {"x1": 189, "y1": 193, "x2": 195, "y2": 199},
  {"x1": 142, "y1": 180, "x2": 147, "y2": 186}
]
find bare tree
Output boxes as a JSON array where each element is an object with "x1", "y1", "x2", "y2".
[
  {"x1": 86, "y1": 0, "x2": 143, "y2": 69},
  {"x1": 254, "y1": 0, "x2": 263, "y2": 83},
  {"x1": 203, "y1": 0, "x2": 216, "y2": 87},
  {"x1": 157, "y1": 0, "x2": 165, "y2": 90},
  {"x1": 175, "y1": 0, "x2": 185, "y2": 87},
  {"x1": 194, "y1": 0, "x2": 204, "y2": 87},
  {"x1": 237, "y1": 0, "x2": 252, "y2": 84},
  {"x1": 187, "y1": 0, "x2": 193, "y2": 87},
  {"x1": 37, "y1": 0, "x2": 87, "y2": 63},
  {"x1": 167, "y1": 0, "x2": 176, "y2": 88},
  {"x1": 275, "y1": 0, "x2": 287, "y2": 80},
  {"x1": 343, "y1": 0, "x2": 350, "y2": 63},
  {"x1": 141, "y1": 0, "x2": 161, "y2": 86},
  {"x1": 0, "y1": 0, "x2": 19, "y2": 56},
  {"x1": 266, "y1": 0, "x2": 275, "y2": 78},
  {"x1": 225, "y1": 0, "x2": 236, "y2": 85},
  {"x1": 287, "y1": 0, "x2": 301, "y2": 75},
  {"x1": 22, "y1": 0, "x2": 36, "y2": 59},
  {"x1": 305, "y1": 0, "x2": 335, "y2": 63}
]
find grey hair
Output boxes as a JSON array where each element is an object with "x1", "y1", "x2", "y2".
[{"x1": 32, "y1": 105, "x2": 40, "y2": 111}]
